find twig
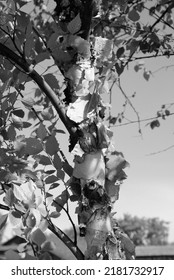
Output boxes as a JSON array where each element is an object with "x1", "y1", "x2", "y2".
[
  {"x1": 146, "y1": 144, "x2": 174, "y2": 156},
  {"x1": 149, "y1": 1, "x2": 174, "y2": 32},
  {"x1": 53, "y1": 199, "x2": 77, "y2": 246},
  {"x1": 113, "y1": 112, "x2": 174, "y2": 127},
  {"x1": 47, "y1": 220, "x2": 84, "y2": 259},
  {"x1": 0, "y1": 204, "x2": 9, "y2": 211},
  {"x1": 116, "y1": 78, "x2": 142, "y2": 134},
  {"x1": 152, "y1": 64, "x2": 174, "y2": 74},
  {"x1": 131, "y1": 52, "x2": 174, "y2": 61}
]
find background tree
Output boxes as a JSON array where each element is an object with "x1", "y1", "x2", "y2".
[
  {"x1": 0, "y1": 0, "x2": 174, "y2": 260},
  {"x1": 117, "y1": 214, "x2": 169, "y2": 246}
]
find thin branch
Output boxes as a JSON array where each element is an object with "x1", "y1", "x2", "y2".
[
  {"x1": 16, "y1": 88, "x2": 43, "y2": 123},
  {"x1": 0, "y1": 42, "x2": 77, "y2": 137},
  {"x1": 113, "y1": 112, "x2": 174, "y2": 127},
  {"x1": 116, "y1": 78, "x2": 142, "y2": 134},
  {"x1": 144, "y1": 6, "x2": 174, "y2": 31},
  {"x1": 0, "y1": 204, "x2": 9, "y2": 211},
  {"x1": 131, "y1": 52, "x2": 174, "y2": 61},
  {"x1": 149, "y1": 1, "x2": 174, "y2": 32},
  {"x1": 0, "y1": 26, "x2": 23, "y2": 57},
  {"x1": 53, "y1": 199, "x2": 77, "y2": 246},
  {"x1": 146, "y1": 144, "x2": 174, "y2": 156},
  {"x1": 47, "y1": 220, "x2": 84, "y2": 260},
  {"x1": 108, "y1": 78, "x2": 117, "y2": 128},
  {"x1": 152, "y1": 64, "x2": 174, "y2": 74}
]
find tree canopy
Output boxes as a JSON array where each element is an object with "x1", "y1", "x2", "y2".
[{"x1": 0, "y1": 0, "x2": 174, "y2": 260}]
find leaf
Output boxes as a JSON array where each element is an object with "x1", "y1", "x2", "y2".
[
  {"x1": 56, "y1": 169, "x2": 65, "y2": 181},
  {"x1": 38, "y1": 155, "x2": 51, "y2": 166},
  {"x1": 67, "y1": 13, "x2": 81, "y2": 34},
  {"x1": 53, "y1": 190, "x2": 69, "y2": 212},
  {"x1": 25, "y1": 23, "x2": 34, "y2": 58},
  {"x1": 22, "y1": 97, "x2": 35, "y2": 108},
  {"x1": 41, "y1": 109, "x2": 53, "y2": 121},
  {"x1": 143, "y1": 69, "x2": 151, "y2": 81},
  {"x1": 38, "y1": 219, "x2": 49, "y2": 232},
  {"x1": 165, "y1": 109, "x2": 170, "y2": 116},
  {"x1": 20, "y1": 168, "x2": 38, "y2": 181},
  {"x1": 49, "y1": 183, "x2": 59, "y2": 190},
  {"x1": 45, "y1": 175, "x2": 58, "y2": 184},
  {"x1": 36, "y1": 123, "x2": 47, "y2": 140},
  {"x1": 116, "y1": 47, "x2": 125, "y2": 59},
  {"x1": 0, "y1": 117, "x2": 3, "y2": 127},
  {"x1": 0, "y1": 170, "x2": 18, "y2": 183},
  {"x1": 45, "y1": 135, "x2": 59, "y2": 156},
  {"x1": 8, "y1": 210, "x2": 22, "y2": 226},
  {"x1": 0, "y1": 214, "x2": 8, "y2": 231},
  {"x1": 45, "y1": 170, "x2": 56, "y2": 175},
  {"x1": 13, "y1": 184, "x2": 26, "y2": 201},
  {"x1": 26, "y1": 209, "x2": 41, "y2": 228},
  {"x1": 39, "y1": 252, "x2": 52, "y2": 260},
  {"x1": 35, "y1": 179, "x2": 44, "y2": 189},
  {"x1": 23, "y1": 121, "x2": 32, "y2": 128},
  {"x1": 7, "y1": 125, "x2": 16, "y2": 141},
  {"x1": 24, "y1": 137, "x2": 43, "y2": 155},
  {"x1": 31, "y1": 228, "x2": 46, "y2": 247},
  {"x1": 115, "y1": 62, "x2": 124, "y2": 76},
  {"x1": 150, "y1": 119, "x2": 160, "y2": 129},
  {"x1": 41, "y1": 240, "x2": 56, "y2": 252},
  {"x1": 5, "y1": 250, "x2": 21, "y2": 260},
  {"x1": 35, "y1": 52, "x2": 50, "y2": 64},
  {"x1": 16, "y1": 11, "x2": 30, "y2": 33},
  {"x1": 62, "y1": 161, "x2": 73, "y2": 177},
  {"x1": 70, "y1": 194, "x2": 79, "y2": 202},
  {"x1": 134, "y1": 64, "x2": 142, "y2": 72},
  {"x1": 12, "y1": 109, "x2": 25, "y2": 118},
  {"x1": 49, "y1": 211, "x2": 61, "y2": 218},
  {"x1": 109, "y1": 117, "x2": 117, "y2": 125},
  {"x1": 13, "y1": 137, "x2": 26, "y2": 156},
  {"x1": 43, "y1": 73, "x2": 60, "y2": 90},
  {"x1": 128, "y1": 9, "x2": 140, "y2": 22},
  {"x1": 11, "y1": 115, "x2": 23, "y2": 129},
  {"x1": 3, "y1": 188, "x2": 15, "y2": 207},
  {"x1": 53, "y1": 154, "x2": 62, "y2": 170}
]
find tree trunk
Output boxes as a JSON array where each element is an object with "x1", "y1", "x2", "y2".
[{"x1": 53, "y1": 0, "x2": 134, "y2": 259}]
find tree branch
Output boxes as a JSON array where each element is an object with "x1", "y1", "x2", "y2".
[
  {"x1": 0, "y1": 42, "x2": 77, "y2": 137},
  {"x1": 0, "y1": 203, "x2": 84, "y2": 259},
  {"x1": 48, "y1": 221, "x2": 84, "y2": 260},
  {"x1": 112, "y1": 112, "x2": 174, "y2": 127},
  {"x1": 117, "y1": 78, "x2": 142, "y2": 134},
  {"x1": 0, "y1": 204, "x2": 9, "y2": 211},
  {"x1": 146, "y1": 144, "x2": 174, "y2": 156},
  {"x1": 149, "y1": 1, "x2": 174, "y2": 32},
  {"x1": 53, "y1": 199, "x2": 77, "y2": 245}
]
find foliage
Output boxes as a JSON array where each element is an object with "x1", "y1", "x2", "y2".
[
  {"x1": 0, "y1": 0, "x2": 174, "y2": 259},
  {"x1": 117, "y1": 214, "x2": 169, "y2": 246}
]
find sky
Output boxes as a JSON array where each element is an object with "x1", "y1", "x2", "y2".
[{"x1": 104, "y1": 56, "x2": 174, "y2": 242}]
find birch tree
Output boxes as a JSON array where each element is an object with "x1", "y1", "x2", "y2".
[{"x1": 0, "y1": 0, "x2": 174, "y2": 260}]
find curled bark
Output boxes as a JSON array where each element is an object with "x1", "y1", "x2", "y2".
[{"x1": 52, "y1": 0, "x2": 135, "y2": 259}]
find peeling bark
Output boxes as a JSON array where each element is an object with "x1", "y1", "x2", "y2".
[{"x1": 52, "y1": 0, "x2": 135, "y2": 259}]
